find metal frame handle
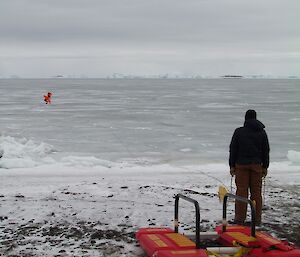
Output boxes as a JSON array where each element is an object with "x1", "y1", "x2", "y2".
[
  {"x1": 222, "y1": 193, "x2": 256, "y2": 237},
  {"x1": 174, "y1": 194, "x2": 202, "y2": 249}
]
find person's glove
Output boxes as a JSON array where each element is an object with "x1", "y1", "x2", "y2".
[
  {"x1": 262, "y1": 168, "x2": 268, "y2": 178},
  {"x1": 230, "y1": 167, "x2": 235, "y2": 176}
]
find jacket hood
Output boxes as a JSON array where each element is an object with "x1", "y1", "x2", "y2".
[{"x1": 244, "y1": 119, "x2": 265, "y2": 131}]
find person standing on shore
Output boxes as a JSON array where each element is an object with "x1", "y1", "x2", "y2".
[{"x1": 229, "y1": 110, "x2": 270, "y2": 225}]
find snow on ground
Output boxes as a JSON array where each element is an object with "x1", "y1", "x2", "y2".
[{"x1": 0, "y1": 161, "x2": 299, "y2": 256}]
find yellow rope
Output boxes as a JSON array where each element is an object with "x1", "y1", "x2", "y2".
[{"x1": 206, "y1": 250, "x2": 222, "y2": 257}]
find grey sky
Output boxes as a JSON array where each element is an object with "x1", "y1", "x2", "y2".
[{"x1": 0, "y1": 0, "x2": 299, "y2": 77}]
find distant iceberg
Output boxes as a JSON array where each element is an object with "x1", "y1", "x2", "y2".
[{"x1": 222, "y1": 75, "x2": 243, "y2": 79}]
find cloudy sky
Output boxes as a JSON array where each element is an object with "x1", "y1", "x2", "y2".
[{"x1": 0, "y1": 0, "x2": 299, "y2": 78}]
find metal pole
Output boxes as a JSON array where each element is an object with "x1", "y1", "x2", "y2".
[
  {"x1": 174, "y1": 195, "x2": 179, "y2": 233},
  {"x1": 174, "y1": 194, "x2": 202, "y2": 248},
  {"x1": 222, "y1": 193, "x2": 256, "y2": 237}
]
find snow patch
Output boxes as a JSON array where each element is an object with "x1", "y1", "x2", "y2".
[
  {"x1": 61, "y1": 156, "x2": 113, "y2": 168},
  {"x1": 287, "y1": 150, "x2": 300, "y2": 164},
  {"x1": 0, "y1": 135, "x2": 56, "y2": 168}
]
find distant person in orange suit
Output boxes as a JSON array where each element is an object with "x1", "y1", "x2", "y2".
[{"x1": 44, "y1": 92, "x2": 52, "y2": 104}]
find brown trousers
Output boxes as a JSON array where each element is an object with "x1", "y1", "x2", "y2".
[{"x1": 235, "y1": 164, "x2": 263, "y2": 223}]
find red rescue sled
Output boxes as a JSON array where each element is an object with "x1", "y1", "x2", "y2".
[{"x1": 136, "y1": 193, "x2": 300, "y2": 257}]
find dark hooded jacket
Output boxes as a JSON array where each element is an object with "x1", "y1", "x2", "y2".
[{"x1": 229, "y1": 119, "x2": 270, "y2": 168}]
